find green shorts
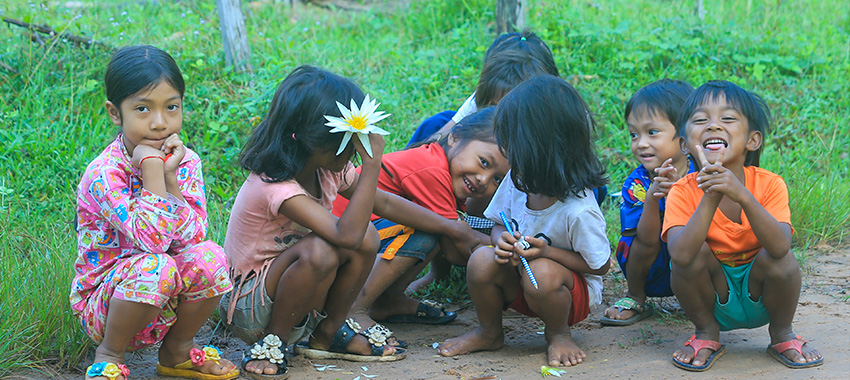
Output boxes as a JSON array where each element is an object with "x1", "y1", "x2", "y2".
[
  {"x1": 714, "y1": 262, "x2": 770, "y2": 331},
  {"x1": 218, "y1": 274, "x2": 326, "y2": 345}
]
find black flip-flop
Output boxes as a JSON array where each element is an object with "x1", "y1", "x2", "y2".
[{"x1": 381, "y1": 301, "x2": 457, "y2": 325}]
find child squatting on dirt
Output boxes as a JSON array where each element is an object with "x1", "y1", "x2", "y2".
[
  {"x1": 331, "y1": 107, "x2": 509, "y2": 338},
  {"x1": 438, "y1": 75, "x2": 611, "y2": 367},
  {"x1": 220, "y1": 66, "x2": 484, "y2": 378},
  {"x1": 71, "y1": 45, "x2": 239, "y2": 380},
  {"x1": 661, "y1": 80, "x2": 824, "y2": 371},
  {"x1": 601, "y1": 79, "x2": 695, "y2": 326}
]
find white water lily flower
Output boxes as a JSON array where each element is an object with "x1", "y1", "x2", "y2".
[{"x1": 324, "y1": 94, "x2": 391, "y2": 157}]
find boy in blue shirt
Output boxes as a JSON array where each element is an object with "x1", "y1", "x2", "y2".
[{"x1": 602, "y1": 79, "x2": 694, "y2": 326}]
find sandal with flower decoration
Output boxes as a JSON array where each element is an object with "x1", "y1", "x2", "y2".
[
  {"x1": 240, "y1": 334, "x2": 289, "y2": 379},
  {"x1": 86, "y1": 362, "x2": 130, "y2": 380},
  {"x1": 364, "y1": 323, "x2": 408, "y2": 348},
  {"x1": 293, "y1": 318, "x2": 406, "y2": 362},
  {"x1": 156, "y1": 345, "x2": 240, "y2": 380}
]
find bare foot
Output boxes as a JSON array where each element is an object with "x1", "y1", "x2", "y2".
[
  {"x1": 546, "y1": 332, "x2": 586, "y2": 367},
  {"x1": 159, "y1": 343, "x2": 237, "y2": 377},
  {"x1": 672, "y1": 334, "x2": 720, "y2": 367},
  {"x1": 438, "y1": 327, "x2": 504, "y2": 357}
]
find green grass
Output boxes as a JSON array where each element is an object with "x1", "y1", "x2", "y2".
[{"x1": 0, "y1": 0, "x2": 848, "y2": 375}]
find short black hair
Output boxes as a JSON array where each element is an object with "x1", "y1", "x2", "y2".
[
  {"x1": 677, "y1": 80, "x2": 771, "y2": 167},
  {"x1": 240, "y1": 65, "x2": 365, "y2": 182},
  {"x1": 105, "y1": 45, "x2": 185, "y2": 109},
  {"x1": 475, "y1": 50, "x2": 554, "y2": 108},
  {"x1": 625, "y1": 79, "x2": 694, "y2": 126},
  {"x1": 494, "y1": 75, "x2": 607, "y2": 200}
]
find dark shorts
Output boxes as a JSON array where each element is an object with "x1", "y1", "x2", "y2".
[
  {"x1": 505, "y1": 270, "x2": 590, "y2": 326},
  {"x1": 616, "y1": 236, "x2": 674, "y2": 297},
  {"x1": 374, "y1": 218, "x2": 439, "y2": 262}
]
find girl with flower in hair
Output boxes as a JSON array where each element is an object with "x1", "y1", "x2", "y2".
[{"x1": 221, "y1": 65, "x2": 480, "y2": 378}]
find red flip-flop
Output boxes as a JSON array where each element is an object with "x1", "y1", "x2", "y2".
[{"x1": 672, "y1": 335, "x2": 725, "y2": 372}]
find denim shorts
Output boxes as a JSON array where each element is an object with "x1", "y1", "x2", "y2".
[
  {"x1": 374, "y1": 218, "x2": 439, "y2": 262},
  {"x1": 616, "y1": 236, "x2": 674, "y2": 297},
  {"x1": 218, "y1": 274, "x2": 326, "y2": 345},
  {"x1": 714, "y1": 262, "x2": 770, "y2": 331}
]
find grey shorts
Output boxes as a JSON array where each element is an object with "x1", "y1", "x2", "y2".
[{"x1": 218, "y1": 274, "x2": 326, "y2": 345}]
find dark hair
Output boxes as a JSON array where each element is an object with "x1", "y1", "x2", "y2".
[
  {"x1": 677, "y1": 80, "x2": 771, "y2": 167},
  {"x1": 239, "y1": 65, "x2": 365, "y2": 182},
  {"x1": 475, "y1": 30, "x2": 560, "y2": 108},
  {"x1": 434, "y1": 106, "x2": 498, "y2": 152},
  {"x1": 494, "y1": 75, "x2": 607, "y2": 200},
  {"x1": 485, "y1": 29, "x2": 559, "y2": 77},
  {"x1": 105, "y1": 45, "x2": 185, "y2": 109},
  {"x1": 624, "y1": 79, "x2": 694, "y2": 126},
  {"x1": 475, "y1": 50, "x2": 555, "y2": 108}
]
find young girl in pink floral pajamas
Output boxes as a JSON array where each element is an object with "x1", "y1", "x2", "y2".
[{"x1": 71, "y1": 45, "x2": 238, "y2": 380}]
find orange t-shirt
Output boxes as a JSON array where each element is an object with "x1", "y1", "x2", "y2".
[{"x1": 661, "y1": 166, "x2": 793, "y2": 267}]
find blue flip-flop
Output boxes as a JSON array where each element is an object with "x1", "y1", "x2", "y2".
[{"x1": 671, "y1": 335, "x2": 725, "y2": 372}]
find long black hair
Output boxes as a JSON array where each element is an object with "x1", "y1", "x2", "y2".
[
  {"x1": 240, "y1": 65, "x2": 365, "y2": 182},
  {"x1": 494, "y1": 75, "x2": 606, "y2": 200},
  {"x1": 677, "y1": 80, "x2": 771, "y2": 167},
  {"x1": 105, "y1": 45, "x2": 185, "y2": 110}
]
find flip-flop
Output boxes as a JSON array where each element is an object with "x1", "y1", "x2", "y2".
[
  {"x1": 600, "y1": 297, "x2": 653, "y2": 326},
  {"x1": 671, "y1": 335, "x2": 725, "y2": 372},
  {"x1": 766, "y1": 335, "x2": 824, "y2": 369},
  {"x1": 381, "y1": 300, "x2": 457, "y2": 325},
  {"x1": 293, "y1": 318, "x2": 406, "y2": 362},
  {"x1": 156, "y1": 346, "x2": 240, "y2": 380}
]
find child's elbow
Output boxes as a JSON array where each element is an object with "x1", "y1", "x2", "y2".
[{"x1": 591, "y1": 259, "x2": 611, "y2": 275}]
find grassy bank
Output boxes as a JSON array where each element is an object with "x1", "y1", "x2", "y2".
[{"x1": 0, "y1": 0, "x2": 847, "y2": 374}]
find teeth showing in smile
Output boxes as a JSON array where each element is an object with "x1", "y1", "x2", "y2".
[
  {"x1": 464, "y1": 177, "x2": 476, "y2": 193},
  {"x1": 703, "y1": 139, "x2": 728, "y2": 151}
]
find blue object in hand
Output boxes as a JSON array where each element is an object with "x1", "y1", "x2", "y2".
[{"x1": 498, "y1": 212, "x2": 539, "y2": 290}]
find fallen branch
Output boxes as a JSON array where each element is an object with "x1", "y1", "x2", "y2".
[{"x1": 2, "y1": 17, "x2": 110, "y2": 49}]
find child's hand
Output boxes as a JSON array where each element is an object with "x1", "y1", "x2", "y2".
[
  {"x1": 355, "y1": 133, "x2": 385, "y2": 165},
  {"x1": 447, "y1": 220, "x2": 480, "y2": 259},
  {"x1": 648, "y1": 158, "x2": 679, "y2": 199},
  {"x1": 494, "y1": 230, "x2": 520, "y2": 265},
  {"x1": 161, "y1": 133, "x2": 186, "y2": 173},
  {"x1": 131, "y1": 144, "x2": 165, "y2": 169},
  {"x1": 695, "y1": 146, "x2": 747, "y2": 203},
  {"x1": 514, "y1": 235, "x2": 550, "y2": 262}
]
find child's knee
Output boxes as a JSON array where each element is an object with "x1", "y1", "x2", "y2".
[
  {"x1": 467, "y1": 247, "x2": 498, "y2": 282},
  {"x1": 755, "y1": 248, "x2": 799, "y2": 279},
  {"x1": 300, "y1": 237, "x2": 340, "y2": 273},
  {"x1": 356, "y1": 225, "x2": 381, "y2": 257}
]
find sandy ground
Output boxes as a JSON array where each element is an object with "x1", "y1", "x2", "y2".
[{"x1": 12, "y1": 246, "x2": 849, "y2": 380}]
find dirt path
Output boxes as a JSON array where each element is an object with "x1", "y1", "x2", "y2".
[{"x1": 14, "y1": 247, "x2": 848, "y2": 379}]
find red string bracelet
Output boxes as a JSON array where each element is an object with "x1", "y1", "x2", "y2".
[{"x1": 139, "y1": 155, "x2": 165, "y2": 166}]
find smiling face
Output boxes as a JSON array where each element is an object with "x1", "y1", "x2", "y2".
[
  {"x1": 446, "y1": 137, "x2": 510, "y2": 200},
  {"x1": 683, "y1": 94, "x2": 762, "y2": 167},
  {"x1": 106, "y1": 80, "x2": 183, "y2": 156},
  {"x1": 627, "y1": 109, "x2": 686, "y2": 172}
]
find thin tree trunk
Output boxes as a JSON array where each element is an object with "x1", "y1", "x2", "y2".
[
  {"x1": 496, "y1": 0, "x2": 526, "y2": 34},
  {"x1": 217, "y1": 0, "x2": 253, "y2": 73}
]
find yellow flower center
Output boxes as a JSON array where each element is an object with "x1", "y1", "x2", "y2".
[{"x1": 348, "y1": 114, "x2": 367, "y2": 131}]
